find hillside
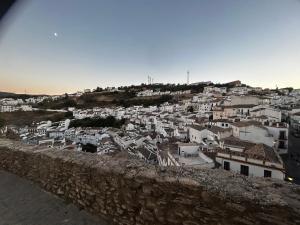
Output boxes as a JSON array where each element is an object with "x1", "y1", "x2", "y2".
[
  {"x1": 37, "y1": 92, "x2": 176, "y2": 109},
  {"x1": 0, "y1": 92, "x2": 16, "y2": 98},
  {"x1": 0, "y1": 91, "x2": 46, "y2": 99},
  {"x1": 0, "y1": 111, "x2": 73, "y2": 126}
]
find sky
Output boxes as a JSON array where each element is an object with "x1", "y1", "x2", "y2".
[{"x1": 0, "y1": 0, "x2": 300, "y2": 95}]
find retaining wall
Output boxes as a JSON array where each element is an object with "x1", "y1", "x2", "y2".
[{"x1": 0, "y1": 139, "x2": 300, "y2": 225}]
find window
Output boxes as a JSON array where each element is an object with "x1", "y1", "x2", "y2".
[
  {"x1": 224, "y1": 161, "x2": 230, "y2": 170},
  {"x1": 240, "y1": 165, "x2": 249, "y2": 176},
  {"x1": 278, "y1": 141, "x2": 285, "y2": 149},
  {"x1": 264, "y1": 170, "x2": 272, "y2": 178},
  {"x1": 279, "y1": 131, "x2": 285, "y2": 140}
]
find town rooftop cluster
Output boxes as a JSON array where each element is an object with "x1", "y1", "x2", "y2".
[{"x1": 1, "y1": 80, "x2": 300, "y2": 181}]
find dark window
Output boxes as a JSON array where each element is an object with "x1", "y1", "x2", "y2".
[
  {"x1": 240, "y1": 165, "x2": 249, "y2": 176},
  {"x1": 264, "y1": 170, "x2": 272, "y2": 178},
  {"x1": 278, "y1": 141, "x2": 285, "y2": 149},
  {"x1": 279, "y1": 131, "x2": 285, "y2": 140},
  {"x1": 224, "y1": 161, "x2": 230, "y2": 170}
]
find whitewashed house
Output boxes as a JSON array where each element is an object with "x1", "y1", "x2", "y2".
[
  {"x1": 230, "y1": 95, "x2": 259, "y2": 106},
  {"x1": 126, "y1": 123, "x2": 135, "y2": 131},
  {"x1": 250, "y1": 107, "x2": 282, "y2": 122},
  {"x1": 157, "y1": 142, "x2": 214, "y2": 168},
  {"x1": 0, "y1": 105, "x2": 17, "y2": 112},
  {"x1": 189, "y1": 125, "x2": 232, "y2": 145},
  {"x1": 231, "y1": 121, "x2": 275, "y2": 147},
  {"x1": 216, "y1": 137, "x2": 285, "y2": 180},
  {"x1": 264, "y1": 122, "x2": 289, "y2": 154}
]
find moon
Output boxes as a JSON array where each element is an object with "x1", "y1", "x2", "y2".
[{"x1": 54, "y1": 32, "x2": 58, "y2": 37}]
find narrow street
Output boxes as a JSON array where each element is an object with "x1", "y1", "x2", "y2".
[
  {"x1": 0, "y1": 170, "x2": 109, "y2": 225},
  {"x1": 283, "y1": 128, "x2": 300, "y2": 184}
]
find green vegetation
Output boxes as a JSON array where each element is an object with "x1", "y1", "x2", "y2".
[
  {"x1": 187, "y1": 106, "x2": 194, "y2": 113},
  {"x1": 93, "y1": 87, "x2": 104, "y2": 92},
  {"x1": 36, "y1": 82, "x2": 216, "y2": 110},
  {"x1": 38, "y1": 95, "x2": 77, "y2": 109},
  {"x1": 117, "y1": 83, "x2": 205, "y2": 94},
  {"x1": 114, "y1": 95, "x2": 173, "y2": 107},
  {"x1": 5, "y1": 128, "x2": 19, "y2": 140},
  {"x1": 38, "y1": 91, "x2": 174, "y2": 109},
  {"x1": 90, "y1": 82, "x2": 209, "y2": 95},
  {"x1": 69, "y1": 116, "x2": 125, "y2": 128},
  {"x1": 81, "y1": 143, "x2": 97, "y2": 153},
  {"x1": 214, "y1": 83, "x2": 247, "y2": 89},
  {"x1": 0, "y1": 92, "x2": 46, "y2": 99}
]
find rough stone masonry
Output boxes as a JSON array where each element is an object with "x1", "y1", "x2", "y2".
[{"x1": 0, "y1": 138, "x2": 300, "y2": 225}]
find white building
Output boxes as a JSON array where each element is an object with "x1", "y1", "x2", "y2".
[
  {"x1": 216, "y1": 137, "x2": 285, "y2": 180},
  {"x1": 0, "y1": 105, "x2": 18, "y2": 112},
  {"x1": 157, "y1": 142, "x2": 214, "y2": 168},
  {"x1": 265, "y1": 122, "x2": 289, "y2": 154},
  {"x1": 203, "y1": 86, "x2": 227, "y2": 94},
  {"x1": 229, "y1": 87, "x2": 251, "y2": 95},
  {"x1": 20, "y1": 105, "x2": 33, "y2": 111},
  {"x1": 290, "y1": 89, "x2": 300, "y2": 96},
  {"x1": 230, "y1": 96, "x2": 259, "y2": 106},
  {"x1": 189, "y1": 125, "x2": 232, "y2": 145},
  {"x1": 212, "y1": 104, "x2": 256, "y2": 120},
  {"x1": 231, "y1": 121, "x2": 275, "y2": 147},
  {"x1": 250, "y1": 107, "x2": 282, "y2": 122}
]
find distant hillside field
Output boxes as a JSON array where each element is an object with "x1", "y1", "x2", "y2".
[
  {"x1": 38, "y1": 92, "x2": 176, "y2": 109},
  {"x1": 0, "y1": 111, "x2": 72, "y2": 126},
  {"x1": 0, "y1": 92, "x2": 46, "y2": 99}
]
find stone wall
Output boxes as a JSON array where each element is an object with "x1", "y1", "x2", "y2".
[{"x1": 0, "y1": 138, "x2": 300, "y2": 225}]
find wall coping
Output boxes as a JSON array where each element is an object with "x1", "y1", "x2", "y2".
[{"x1": 1, "y1": 138, "x2": 299, "y2": 209}]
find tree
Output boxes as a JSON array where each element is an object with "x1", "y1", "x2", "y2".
[
  {"x1": 69, "y1": 116, "x2": 125, "y2": 128},
  {"x1": 6, "y1": 128, "x2": 19, "y2": 140},
  {"x1": 81, "y1": 143, "x2": 97, "y2": 153},
  {"x1": 187, "y1": 106, "x2": 194, "y2": 113},
  {"x1": 94, "y1": 87, "x2": 103, "y2": 92},
  {"x1": 0, "y1": 116, "x2": 4, "y2": 128},
  {"x1": 64, "y1": 93, "x2": 69, "y2": 99}
]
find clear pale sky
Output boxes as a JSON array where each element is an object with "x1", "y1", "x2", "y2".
[{"x1": 0, "y1": 0, "x2": 300, "y2": 95}]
